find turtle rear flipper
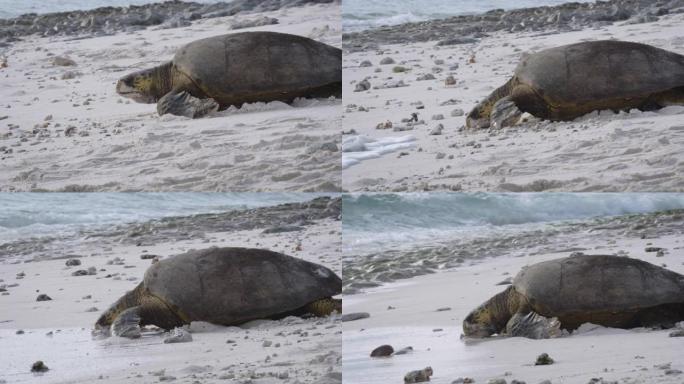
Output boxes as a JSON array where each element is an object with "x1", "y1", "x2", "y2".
[
  {"x1": 157, "y1": 91, "x2": 219, "y2": 118},
  {"x1": 506, "y1": 312, "x2": 562, "y2": 339},
  {"x1": 112, "y1": 306, "x2": 143, "y2": 339},
  {"x1": 303, "y1": 298, "x2": 342, "y2": 317}
]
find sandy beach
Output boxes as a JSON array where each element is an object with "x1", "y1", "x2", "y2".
[
  {"x1": 342, "y1": 4, "x2": 684, "y2": 192},
  {"x1": 0, "y1": 1, "x2": 341, "y2": 192},
  {"x1": 342, "y1": 201, "x2": 684, "y2": 384},
  {"x1": 0, "y1": 196, "x2": 342, "y2": 384}
]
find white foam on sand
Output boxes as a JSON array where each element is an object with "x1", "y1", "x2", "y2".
[{"x1": 342, "y1": 135, "x2": 416, "y2": 169}]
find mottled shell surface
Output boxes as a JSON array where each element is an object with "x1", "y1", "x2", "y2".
[
  {"x1": 173, "y1": 31, "x2": 341, "y2": 104},
  {"x1": 513, "y1": 255, "x2": 684, "y2": 317},
  {"x1": 144, "y1": 247, "x2": 341, "y2": 325},
  {"x1": 514, "y1": 40, "x2": 684, "y2": 105}
]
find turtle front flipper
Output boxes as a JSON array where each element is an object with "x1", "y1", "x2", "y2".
[
  {"x1": 112, "y1": 306, "x2": 143, "y2": 338},
  {"x1": 157, "y1": 91, "x2": 219, "y2": 118},
  {"x1": 466, "y1": 77, "x2": 516, "y2": 129},
  {"x1": 505, "y1": 312, "x2": 562, "y2": 339}
]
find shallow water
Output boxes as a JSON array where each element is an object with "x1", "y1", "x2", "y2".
[
  {"x1": 343, "y1": 193, "x2": 684, "y2": 255},
  {"x1": 0, "y1": 0, "x2": 227, "y2": 19},
  {"x1": 0, "y1": 193, "x2": 317, "y2": 244},
  {"x1": 342, "y1": 0, "x2": 596, "y2": 32}
]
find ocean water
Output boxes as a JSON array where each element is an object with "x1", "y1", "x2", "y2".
[
  {"x1": 343, "y1": 193, "x2": 684, "y2": 254},
  {"x1": 0, "y1": 193, "x2": 316, "y2": 243},
  {"x1": 0, "y1": 0, "x2": 228, "y2": 19},
  {"x1": 343, "y1": 0, "x2": 596, "y2": 32}
]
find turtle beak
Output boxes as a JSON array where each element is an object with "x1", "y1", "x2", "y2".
[
  {"x1": 116, "y1": 76, "x2": 138, "y2": 97},
  {"x1": 462, "y1": 311, "x2": 497, "y2": 338},
  {"x1": 115, "y1": 74, "x2": 155, "y2": 103},
  {"x1": 465, "y1": 108, "x2": 490, "y2": 129}
]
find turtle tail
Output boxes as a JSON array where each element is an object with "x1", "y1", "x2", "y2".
[
  {"x1": 304, "y1": 298, "x2": 342, "y2": 317},
  {"x1": 466, "y1": 77, "x2": 516, "y2": 129},
  {"x1": 95, "y1": 282, "x2": 145, "y2": 330}
]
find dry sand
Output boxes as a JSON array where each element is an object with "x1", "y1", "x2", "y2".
[
  {"x1": 0, "y1": 2, "x2": 341, "y2": 192},
  {"x1": 342, "y1": 11, "x2": 684, "y2": 192},
  {"x1": 0, "y1": 208, "x2": 341, "y2": 383},
  {"x1": 343, "y1": 213, "x2": 684, "y2": 384}
]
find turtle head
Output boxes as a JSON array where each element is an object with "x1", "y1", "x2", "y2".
[
  {"x1": 93, "y1": 283, "x2": 144, "y2": 332},
  {"x1": 466, "y1": 77, "x2": 518, "y2": 129},
  {"x1": 116, "y1": 62, "x2": 173, "y2": 103},
  {"x1": 465, "y1": 105, "x2": 491, "y2": 129},
  {"x1": 462, "y1": 286, "x2": 518, "y2": 338},
  {"x1": 463, "y1": 305, "x2": 499, "y2": 338}
]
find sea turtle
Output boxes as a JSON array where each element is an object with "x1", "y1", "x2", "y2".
[
  {"x1": 466, "y1": 40, "x2": 684, "y2": 129},
  {"x1": 463, "y1": 255, "x2": 684, "y2": 339},
  {"x1": 116, "y1": 31, "x2": 342, "y2": 118},
  {"x1": 95, "y1": 247, "x2": 342, "y2": 337}
]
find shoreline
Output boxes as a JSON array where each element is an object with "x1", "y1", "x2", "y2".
[
  {"x1": 343, "y1": 208, "x2": 684, "y2": 294},
  {"x1": 342, "y1": 0, "x2": 682, "y2": 51},
  {"x1": 0, "y1": 0, "x2": 338, "y2": 45}
]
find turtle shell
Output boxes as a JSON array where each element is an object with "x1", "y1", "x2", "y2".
[
  {"x1": 144, "y1": 247, "x2": 341, "y2": 325},
  {"x1": 513, "y1": 255, "x2": 684, "y2": 318},
  {"x1": 172, "y1": 31, "x2": 341, "y2": 105},
  {"x1": 514, "y1": 40, "x2": 684, "y2": 107}
]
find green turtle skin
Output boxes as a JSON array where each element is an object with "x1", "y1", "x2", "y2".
[
  {"x1": 116, "y1": 31, "x2": 342, "y2": 116},
  {"x1": 463, "y1": 255, "x2": 684, "y2": 339},
  {"x1": 95, "y1": 247, "x2": 342, "y2": 336},
  {"x1": 466, "y1": 40, "x2": 684, "y2": 128}
]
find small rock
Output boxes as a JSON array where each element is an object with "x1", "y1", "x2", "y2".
[
  {"x1": 394, "y1": 346, "x2": 413, "y2": 355},
  {"x1": 417, "y1": 74, "x2": 436, "y2": 81},
  {"x1": 669, "y1": 329, "x2": 684, "y2": 337},
  {"x1": 31, "y1": 360, "x2": 49, "y2": 373},
  {"x1": 429, "y1": 124, "x2": 444, "y2": 135},
  {"x1": 404, "y1": 367, "x2": 433, "y2": 383},
  {"x1": 370, "y1": 345, "x2": 394, "y2": 357},
  {"x1": 36, "y1": 294, "x2": 52, "y2": 302},
  {"x1": 163, "y1": 327, "x2": 193, "y2": 344},
  {"x1": 53, "y1": 56, "x2": 76, "y2": 66},
  {"x1": 341, "y1": 312, "x2": 370, "y2": 322},
  {"x1": 452, "y1": 378, "x2": 475, "y2": 384},
  {"x1": 535, "y1": 353, "x2": 554, "y2": 365},
  {"x1": 355, "y1": 79, "x2": 371, "y2": 92},
  {"x1": 65, "y1": 258, "x2": 81, "y2": 266},
  {"x1": 451, "y1": 108, "x2": 465, "y2": 117},
  {"x1": 359, "y1": 60, "x2": 372, "y2": 67},
  {"x1": 380, "y1": 57, "x2": 395, "y2": 65},
  {"x1": 445, "y1": 76, "x2": 456, "y2": 86}
]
